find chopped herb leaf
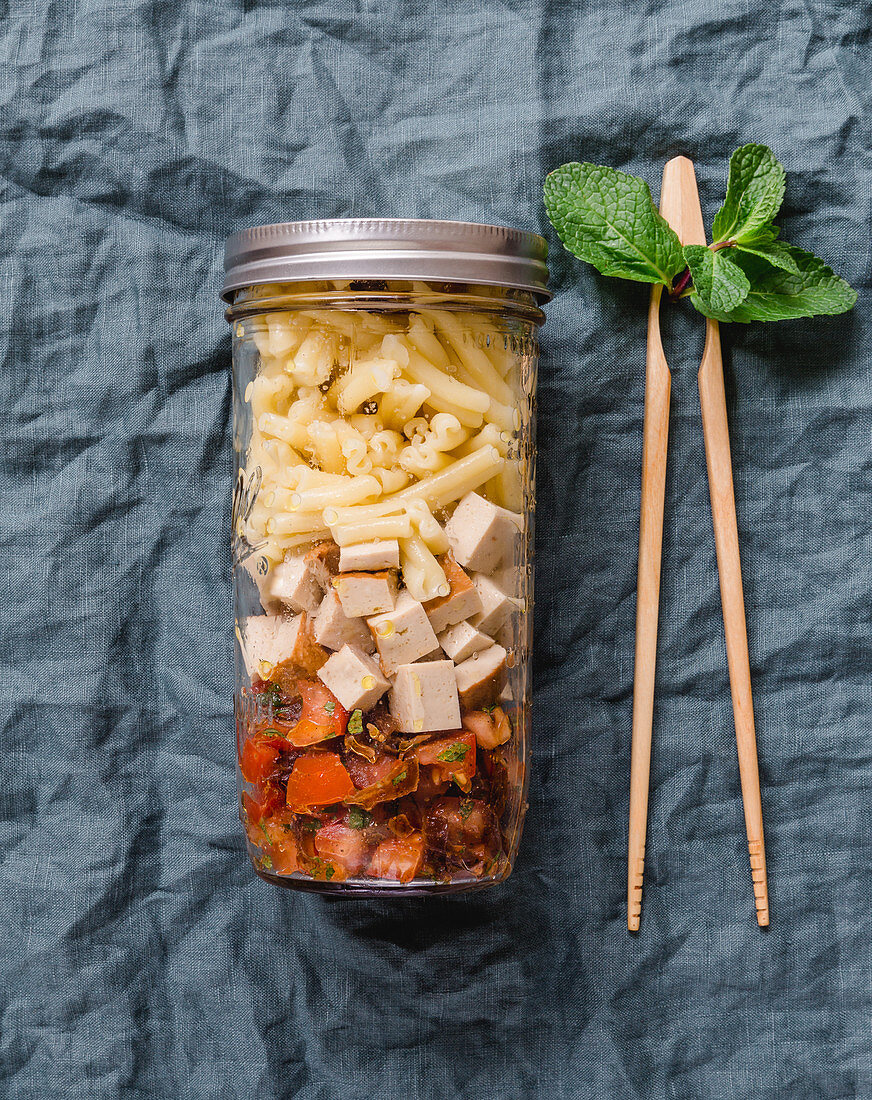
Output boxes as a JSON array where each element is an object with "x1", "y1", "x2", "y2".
[
  {"x1": 348, "y1": 709, "x2": 363, "y2": 737},
  {"x1": 437, "y1": 742, "x2": 468, "y2": 763},
  {"x1": 299, "y1": 816, "x2": 321, "y2": 833},
  {"x1": 325, "y1": 865, "x2": 335, "y2": 880},
  {"x1": 392, "y1": 769, "x2": 408, "y2": 786},
  {"x1": 324, "y1": 701, "x2": 335, "y2": 715},
  {"x1": 260, "y1": 727, "x2": 283, "y2": 739},
  {"x1": 459, "y1": 800, "x2": 474, "y2": 820},
  {"x1": 348, "y1": 806, "x2": 372, "y2": 830},
  {"x1": 261, "y1": 855, "x2": 273, "y2": 870}
]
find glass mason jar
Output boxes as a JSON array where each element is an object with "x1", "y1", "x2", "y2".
[{"x1": 222, "y1": 220, "x2": 549, "y2": 895}]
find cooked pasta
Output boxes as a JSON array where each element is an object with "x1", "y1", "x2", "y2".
[
  {"x1": 399, "y1": 534, "x2": 449, "y2": 602},
  {"x1": 239, "y1": 305, "x2": 525, "y2": 598}
]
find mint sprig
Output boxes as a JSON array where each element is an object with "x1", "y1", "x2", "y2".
[{"x1": 544, "y1": 143, "x2": 856, "y2": 325}]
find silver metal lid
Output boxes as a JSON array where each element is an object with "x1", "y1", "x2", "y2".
[{"x1": 221, "y1": 218, "x2": 550, "y2": 301}]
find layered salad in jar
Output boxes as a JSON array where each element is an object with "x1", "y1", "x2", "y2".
[{"x1": 233, "y1": 288, "x2": 535, "y2": 891}]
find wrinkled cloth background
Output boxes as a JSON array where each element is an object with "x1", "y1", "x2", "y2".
[{"x1": 1, "y1": 1, "x2": 870, "y2": 1097}]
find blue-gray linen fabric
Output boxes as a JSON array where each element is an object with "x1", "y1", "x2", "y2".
[{"x1": 1, "y1": 2, "x2": 870, "y2": 1097}]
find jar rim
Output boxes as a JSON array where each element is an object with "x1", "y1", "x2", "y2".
[{"x1": 221, "y1": 218, "x2": 551, "y2": 303}]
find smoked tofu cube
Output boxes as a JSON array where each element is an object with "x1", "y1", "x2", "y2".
[
  {"x1": 471, "y1": 574, "x2": 518, "y2": 636},
  {"x1": 240, "y1": 613, "x2": 327, "y2": 678},
  {"x1": 313, "y1": 591, "x2": 376, "y2": 654},
  {"x1": 389, "y1": 660, "x2": 462, "y2": 733},
  {"x1": 317, "y1": 645, "x2": 390, "y2": 712},
  {"x1": 367, "y1": 591, "x2": 439, "y2": 675},
  {"x1": 423, "y1": 552, "x2": 482, "y2": 633},
  {"x1": 334, "y1": 571, "x2": 397, "y2": 618},
  {"x1": 339, "y1": 539, "x2": 401, "y2": 572},
  {"x1": 454, "y1": 644, "x2": 508, "y2": 709},
  {"x1": 437, "y1": 620, "x2": 493, "y2": 663},
  {"x1": 267, "y1": 553, "x2": 322, "y2": 614},
  {"x1": 305, "y1": 540, "x2": 341, "y2": 591},
  {"x1": 444, "y1": 492, "x2": 522, "y2": 573}
]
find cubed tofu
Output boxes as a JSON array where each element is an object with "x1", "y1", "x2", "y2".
[
  {"x1": 241, "y1": 614, "x2": 327, "y2": 679},
  {"x1": 471, "y1": 574, "x2": 518, "y2": 636},
  {"x1": 389, "y1": 660, "x2": 462, "y2": 733},
  {"x1": 305, "y1": 540, "x2": 341, "y2": 591},
  {"x1": 334, "y1": 571, "x2": 398, "y2": 618},
  {"x1": 313, "y1": 591, "x2": 376, "y2": 653},
  {"x1": 317, "y1": 645, "x2": 390, "y2": 712},
  {"x1": 454, "y1": 644, "x2": 508, "y2": 709},
  {"x1": 423, "y1": 552, "x2": 482, "y2": 633},
  {"x1": 266, "y1": 553, "x2": 323, "y2": 614},
  {"x1": 438, "y1": 620, "x2": 493, "y2": 663},
  {"x1": 367, "y1": 591, "x2": 439, "y2": 675},
  {"x1": 339, "y1": 540, "x2": 401, "y2": 572},
  {"x1": 444, "y1": 492, "x2": 522, "y2": 573}
]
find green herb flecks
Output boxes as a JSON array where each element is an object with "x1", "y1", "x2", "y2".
[
  {"x1": 459, "y1": 800, "x2": 474, "y2": 821},
  {"x1": 324, "y1": 701, "x2": 335, "y2": 716},
  {"x1": 436, "y1": 742, "x2": 468, "y2": 763},
  {"x1": 347, "y1": 710, "x2": 363, "y2": 737},
  {"x1": 544, "y1": 143, "x2": 856, "y2": 324},
  {"x1": 392, "y1": 769, "x2": 408, "y2": 786},
  {"x1": 347, "y1": 806, "x2": 372, "y2": 830}
]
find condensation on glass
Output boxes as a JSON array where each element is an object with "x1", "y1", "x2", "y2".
[{"x1": 222, "y1": 220, "x2": 548, "y2": 895}]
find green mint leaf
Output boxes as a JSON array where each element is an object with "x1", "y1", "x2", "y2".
[
  {"x1": 323, "y1": 701, "x2": 335, "y2": 716},
  {"x1": 347, "y1": 806, "x2": 372, "y2": 830},
  {"x1": 733, "y1": 237, "x2": 800, "y2": 275},
  {"x1": 690, "y1": 244, "x2": 857, "y2": 323},
  {"x1": 436, "y1": 742, "x2": 469, "y2": 763},
  {"x1": 544, "y1": 162, "x2": 684, "y2": 287},
  {"x1": 391, "y1": 768, "x2": 408, "y2": 786},
  {"x1": 712, "y1": 144, "x2": 786, "y2": 244},
  {"x1": 347, "y1": 710, "x2": 363, "y2": 737},
  {"x1": 459, "y1": 800, "x2": 474, "y2": 821},
  {"x1": 683, "y1": 245, "x2": 751, "y2": 315}
]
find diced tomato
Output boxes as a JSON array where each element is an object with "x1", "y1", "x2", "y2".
[
  {"x1": 282, "y1": 680, "x2": 349, "y2": 746},
  {"x1": 315, "y1": 823, "x2": 370, "y2": 876},
  {"x1": 344, "y1": 757, "x2": 419, "y2": 810},
  {"x1": 345, "y1": 753, "x2": 396, "y2": 789},
  {"x1": 270, "y1": 840, "x2": 301, "y2": 875},
  {"x1": 239, "y1": 736, "x2": 282, "y2": 784},
  {"x1": 415, "y1": 732, "x2": 477, "y2": 783},
  {"x1": 286, "y1": 752, "x2": 355, "y2": 812},
  {"x1": 463, "y1": 707, "x2": 511, "y2": 750},
  {"x1": 368, "y1": 833, "x2": 425, "y2": 884},
  {"x1": 242, "y1": 784, "x2": 283, "y2": 825}
]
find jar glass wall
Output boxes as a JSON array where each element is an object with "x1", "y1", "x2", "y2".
[{"x1": 227, "y1": 266, "x2": 544, "y2": 896}]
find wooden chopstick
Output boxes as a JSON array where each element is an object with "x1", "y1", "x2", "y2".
[
  {"x1": 698, "y1": 324, "x2": 770, "y2": 926},
  {"x1": 627, "y1": 157, "x2": 689, "y2": 931},
  {"x1": 628, "y1": 156, "x2": 769, "y2": 929}
]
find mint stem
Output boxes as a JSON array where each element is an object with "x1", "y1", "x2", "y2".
[{"x1": 670, "y1": 267, "x2": 692, "y2": 299}]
